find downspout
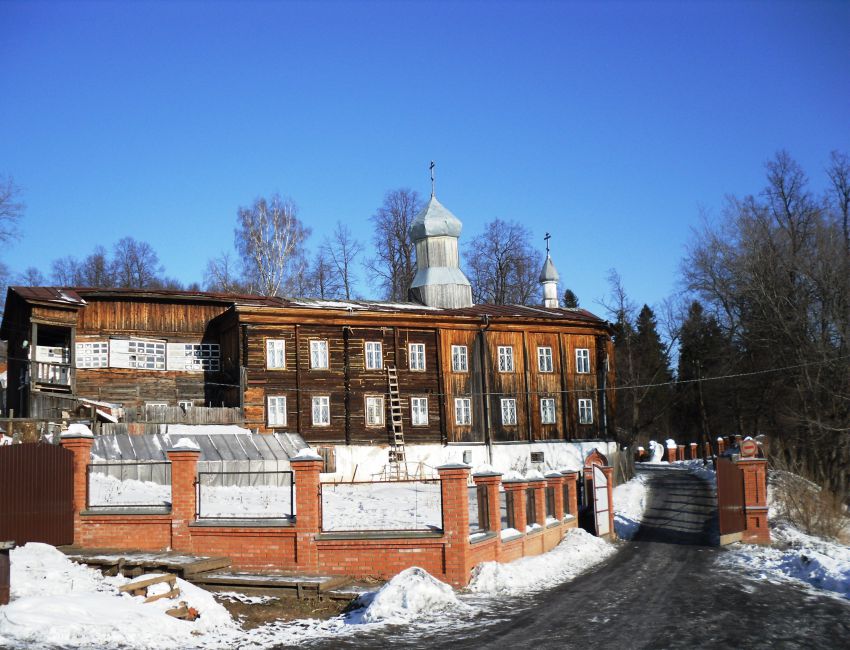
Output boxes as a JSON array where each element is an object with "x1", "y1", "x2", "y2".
[{"x1": 478, "y1": 314, "x2": 493, "y2": 465}]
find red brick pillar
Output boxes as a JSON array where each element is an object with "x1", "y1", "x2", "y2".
[
  {"x1": 473, "y1": 471, "x2": 503, "y2": 560},
  {"x1": 531, "y1": 480, "x2": 546, "y2": 529},
  {"x1": 60, "y1": 430, "x2": 94, "y2": 545},
  {"x1": 561, "y1": 471, "x2": 579, "y2": 517},
  {"x1": 703, "y1": 441, "x2": 711, "y2": 459},
  {"x1": 739, "y1": 458, "x2": 770, "y2": 545},
  {"x1": 167, "y1": 443, "x2": 200, "y2": 552},
  {"x1": 291, "y1": 454, "x2": 323, "y2": 572},
  {"x1": 502, "y1": 479, "x2": 528, "y2": 534},
  {"x1": 717, "y1": 437, "x2": 726, "y2": 454},
  {"x1": 689, "y1": 443, "x2": 698, "y2": 460},
  {"x1": 677, "y1": 445, "x2": 685, "y2": 461},
  {"x1": 545, "y1": 472, "x2": 565, "y2": 520},
  {"x1": 438, "y1": 464, "x2": 472, "y2": 587},
  {"x1": 603, "y1": 466, "x2": 615, "y2": 538}
]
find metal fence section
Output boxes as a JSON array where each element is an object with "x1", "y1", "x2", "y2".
[
  {"x1": 87, "y1": 462, "x2": 172, "y2": 510},
  {"x1": 321, "y1": 479, "x2": 443, "y2": 532},
  {"x1": 468, "y1": 485, "x2": 489, "y2": 535},
  {"x1": 196, "y1": 470, "x2": 294, "y2": 520}
]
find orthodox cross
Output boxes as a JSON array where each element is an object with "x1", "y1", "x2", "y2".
[
  {"x1": 430, "y1": 160, "x2": 436, "y2": 197},
  {"x1": 544, "y1": 232, "x2": 551, "y2": 255}
]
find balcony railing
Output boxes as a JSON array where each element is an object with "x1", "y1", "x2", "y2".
[{"x1": 34, "y1": 361, "x2": 72, "y2": 387}]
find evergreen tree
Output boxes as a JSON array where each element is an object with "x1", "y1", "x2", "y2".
[{"x1": 562, "y1": 288, "x2": 579, "y2": 308}]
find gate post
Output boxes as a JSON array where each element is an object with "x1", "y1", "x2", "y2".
[
  {"x1": 739, "y1": 458, "x2": 770, "y2": 544},
  {"x1": 561, "y1": 470, "x2": 579, "y2": 517},
  {"x1": 290, "y1": 453, "x2": 323, "y2": 573},
  {"x1": 438, "y1": 463, "x2": 472, "y2": 587},
  {"x1": 167, "y1": 441, "x2": 200, "y2": 552},
  {"x1": 61, "y1": 428, "x2": 94, "y2": 546}
]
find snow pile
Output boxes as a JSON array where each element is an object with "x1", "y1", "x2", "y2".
[
  {"x1": 0, "y1": 543, "x2": 236, "y2": 649},
  {"x1": 171, "y1": 437, "x2": 200, "y2": 451},
  {"x1": 88, "y1": 472, "x2": 171, "y2": 508},
  {"x1": 646, "y1": 440, "x2": 665, "y2": 463},
  {"x1": 350, "y1": 567, "x2": 468, "y2": 624},
  {"x1": 61, "y1": 423, "x2": 93, "y2": 438},
  {"x1": 322, "y1": 481, "x2": 442, "y2": 531},
  {"x1": 613, "y1": 472, "x2": 649, "y2": 540},
  {"x1": 467, "y1": 528, "x2": 615, "y2": 595},
  {"x1": 501, "y1": 470, "x2": 525, "y2": 481}
]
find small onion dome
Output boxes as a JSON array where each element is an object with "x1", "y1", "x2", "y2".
[
  {"x1": 409, "y1": 195, "x2": 463, "y2": 241},
  {"x1": 539, "y1": 254, "x2": 559, "y2": 283}
]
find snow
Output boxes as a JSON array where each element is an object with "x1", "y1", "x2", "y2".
[
  {"x1": 198, "y1": 483, "x2": 293, "y2": 519},
  {"x1": 468, "y1": 528, "x2": 616, "y2": 595},
  {"x1": 61, "y1": 423, "x2": 93, "y2": 438},
  {"x1": 613, "y1": 472, "x2": 650, "y2": 540},
  {"x1": 0, "y1": 544, "x2": 236, "y2": 650},
  {"x1": 171, "y1": 437, "x2": 200, "y2": 451},
  {"x1": 88, "y1": 472, "x2": 171, "y2": 508},
  {"x1": 292, "y1": 447, "x2": 323, "y2": 460},
  {"x1": 646, "y1": 440, "x2": 665, "y2": 463},
  {"x1": 321, "y1": 481, "x2": 442, "y2": 531},
  {"x1": 524, "y1": 469, "x2": 545, "y2": 480},
  {"x1": 501, "y1": 527, "x2": 522, "y2": 540},
  {"x1": 665, "y1": 438, "x2": 677, "y2": 449},
  {"x1": 501, "y1": 470, "x2": 526, "y2": 481},
  {"x1": 350, "y1": 567, "x2": 468, "y2": 623}
]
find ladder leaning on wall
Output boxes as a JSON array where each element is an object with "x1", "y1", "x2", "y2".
[{"x1": 386, "y1": 366, "x2": 408, "y2": 480}]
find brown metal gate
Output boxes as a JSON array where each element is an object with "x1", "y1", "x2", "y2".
[
  {"x1": 716, "y1": 456, "x2": 746, "y2": 541},
  {"x1": 0, "y1": 444, "x2": 74, "y2": 546}
]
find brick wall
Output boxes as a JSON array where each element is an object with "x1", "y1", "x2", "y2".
[{"x1": 60, "y1": 437, "x2": 608, "y2": 586}]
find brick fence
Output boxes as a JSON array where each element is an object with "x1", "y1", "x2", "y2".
[{"x1": 60, "y1": 434, "x2": 612, "y2": 587}]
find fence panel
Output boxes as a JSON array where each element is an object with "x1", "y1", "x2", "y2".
[
  {"x1": 197, "y1": 471, "x2": 294, "y2": 520},
  {"x1": 468, "y1": 485, "x2": 489, "y2": 535},
  {"x1": 87, "y1": 462, "x2": 172, "y2": 509},
  {"x1": 321, "y1": 480, "x2": 442, "y2": 532}
]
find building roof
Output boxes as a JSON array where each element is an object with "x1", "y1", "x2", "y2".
[
  {"x1": 539, "y1": 255, "x2": 560, "y2": 283},
  {"x1": 409, "y1": 195, "x2": 463, "y2": 240},
  {"x1": 9, "y1": 286, "x2": 87, "y2": 307}
]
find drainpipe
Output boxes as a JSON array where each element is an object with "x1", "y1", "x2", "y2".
[{"x1": 478, "y1": 314, "x2": 493, "y2": 465}]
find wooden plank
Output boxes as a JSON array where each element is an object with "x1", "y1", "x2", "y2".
[
  {"x1": 144, "y1": 586, "x2": 180, "y2": 603},
  {"x1": 118, "y1": 573, "x2": 176, "y2": 593}
]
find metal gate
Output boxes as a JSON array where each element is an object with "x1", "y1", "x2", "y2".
[
  {"x1": 716, "y1": 456, "x2": 746, "y2": 543},
  {"x1": 592, "y1": 465, "x2": 610, "y2": 537},
  {"x1": 0, "y1": 444, "x2": 74, "y2": 546}
]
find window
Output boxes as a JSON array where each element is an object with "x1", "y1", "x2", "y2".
[
  {"x1": 451, "y1": 345, "x2": 468, "y2": 372},
  {"x1": 178, "y1": 400, "x2": 194, "y2": 410},
  {"x1": 76, "y1": 341, "x2": 108, "y2": 368},
  {"x1": 578, "y1": 398, "x2": 594, "y2": 424},
  {"x1": 411, "y1": 397, "x2": 429, "y2": 426},
  {"x1": 576, "y1": 348, "x2": 590, "y2": 374},
  {"x1": 110, "y1": 338, "x2": 166, "y2": 370},
  {"x1": 169, "y1": 343, "x2": 220, "y2": 371},
  {"x1": 365, "y1": 341, "x2": 383, "y2": 370},
  {"x1": 540, "y1": 398, "x2": 556, "y2": 424},
  {"x1": 501, "y1": 398, "x2": 517, "y2": 425},
  {"x1": 266, "y1": 339, "x2": 286, "y2": 369},
  {"x1": 497, "y1": 346, "x2": 514, "y2": 372},
  {"x1": 310, "y1": 340, "x2": 329, "y2": 369},
  {"x1": 537, "y1": 346, "x2": 553, "y2": 373},
  {"x1": 267, "y1": 396, "x2": 287, "y2": 426},
  {"x1": 312, "y1": 396, "x2": 330, "y2": 426},
  {"x1": 409, "y1": 343, "x2": 426, "y2": 371},
  {"x1": 455, "y1": 397, "x2": 472, "y2": 425},
  {"x1": 145, "y1": 402, "x2": 168, "y2": 412},
  {"x1": 365, "y1": 396, "x2": 385, "y2": 426}
]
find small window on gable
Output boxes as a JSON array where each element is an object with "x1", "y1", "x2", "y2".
[
  {"x1": 310, "y1": 340, "x2": 329, "y2": 369},
  {"x1": 365, "y1": 395, "x2": 385, "y2": 426},
  {"x1": 576, "y1": 348, "x2": 590, "y2": 374},
  {"x1": 537, "y1": 346, "x2": 553, "y2": 373},
  {"x1": 365, "y1": 341, "x2": 383, "y2": 370},
  {"x1": 501, "y1": 398, "x2": 517, "y2": 425},
  {"x1": 497, "y1": 346, "x2": 514, "y2": 372},
  {"x1": 578, "y1": 398, "x2": 593, "y2": 424},
  {"x1": 409, "y1": 343, "x2": 426, "y2": 371},
  {"x1": 451, "y1": 345, "x2": 468, "y2": 372},
  {"x1": 267, "y1": 395, "x2": 287, "y2": 427},
  {"x1": 266, "y1": 339, "x2": 286, "y2": 369}
]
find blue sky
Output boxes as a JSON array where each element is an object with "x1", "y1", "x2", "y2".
[{"x1": 1, "y1": 0, "x2": 848, "y2": 314}]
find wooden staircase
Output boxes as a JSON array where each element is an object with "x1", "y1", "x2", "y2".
[{"x1": 386, "y1": 366, "x2": 407, "y2": 480}]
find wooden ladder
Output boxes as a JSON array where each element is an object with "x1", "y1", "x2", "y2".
[{"x1": 386, "y1": 366, "x2": 406, "y2": 480}]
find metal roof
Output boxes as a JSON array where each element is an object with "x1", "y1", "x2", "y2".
[
  {"x1": 539, "y1": 255, "x2": 560, "y2": 283},
  {"x1": 409, "y1": 195, "x2": 463, "y2": 241},
  {"x1": 9, "y1": 286, "x2": 86, "y2": 307}
]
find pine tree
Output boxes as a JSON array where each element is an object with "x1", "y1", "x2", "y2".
[{"x1": 562, "y1": 288, "x2": 579, "y2": 308}]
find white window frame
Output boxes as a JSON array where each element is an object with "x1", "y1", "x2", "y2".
[
  {"x1": 454, "y1": 397, "x2": 472, "y2": 426},
  {"x1": 312, "y1": 395, "x2": 330, "y2": 426},
  {"x1": 267, "y1": 395, "x2": 288, "y2": 427},
  {"x1": 365, "y1": 395, "x2": 385, "y2": 427},
  {"x1": 365, "y1": 341, "x2": 383, "y2": 370},
  {"x1": 76, "y1": 341, "x2": 109, "y2": 368},
  {"x1": 501, "y1": 398, "x2": 518, "y2": 425},
  {"x1": 178, "y1": 400, "x2": 194, "y2": 410},
  {"x1": 411, "y1": 397, "x2": 429, "y2": 426},
  {"x1": 169, "y1": 343, "x2": 220, "y2": 371},
  {"x1": 266, "y1": 339, "x2": 286, "y2": 369},
  {"x1": 576, "y1": 348, "x2": 591, "y2": 374},
  {"x1": 310, "y1": 340, "x2": 329, "y2": 369},
  {"x1": 145, "y1": 401, "x2": 168, "y2": 410},
  {"x1": 409, "y1": 343, "x2": 426, "y2": 371},
  {"x1": 497, "y1": 346, "x2": 514, "y2": 373},
  {"x1": 111, "y1": 338, "x2": 166, "y2": 370},
  {"x1": 451, "y1": 345, "x2": 468, "y2": 372},
  {"x1": 540, "y1": 398, "x2": 556, "y2": 424},
  {"x1": 537, "y1": 346, "x2": 553, "y2": 373},
  {"x1": 578, "y1": 398, "x2": 594, "y2": 424}
]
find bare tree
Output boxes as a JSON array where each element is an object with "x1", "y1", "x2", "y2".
[
  {"x1": 306, "y1": 255, "x2": 342, "y2": 299},
  {"x1": 204, "y1": 251, "x2": 247, "y2": 294},
  {"x1": 365, "y1": 189, "x2": 422, "y2": 301},
  {"x1": 17, "y1": 267, "x2": 45, "y2": 285},
  {"x1": 322, "y1": 222, "x2": 362, "y2": 300},
  {"x1": 111, "y1": 237, "x2": 163, "y2": 288},
  {"x1": 0, "y1": 175, "x2": 24, "y2": 244},
  {"x1": 464, "y1": 219, "x2": 541, "y2": 305},
  {"x1": 234, "y1": 194, "x2": 311, "y2": 297},
  {"x1": 51, "y1": 256, "x2": 83, "y2": 285}
]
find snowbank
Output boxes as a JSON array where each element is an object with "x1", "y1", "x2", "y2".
[
  {"x1": 350, "y1": 567, "x2": 468, "y2": 623},
  {"x1": 467, "y1": 528, "x2": 615, "y2": 595},
  {"x1": 613, "y1": 472, "x2": 649, "y2": 540}
]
